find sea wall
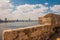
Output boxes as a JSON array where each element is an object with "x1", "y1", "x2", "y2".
[{"x1": 2, "y1": 24, "x2": 56, "y2": 40}]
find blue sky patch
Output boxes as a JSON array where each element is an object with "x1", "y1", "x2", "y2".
[{"x1": 10, "y1": 0, "x2": 60, "y2": 7}]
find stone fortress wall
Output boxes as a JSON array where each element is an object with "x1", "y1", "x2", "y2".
[{"x1": 2, "y1": 13, "x2": 60, "y2": 40}]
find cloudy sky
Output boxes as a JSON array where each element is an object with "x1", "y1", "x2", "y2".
[{"x1": 0, "y1": 0, "x2": 60, "y2": 20}]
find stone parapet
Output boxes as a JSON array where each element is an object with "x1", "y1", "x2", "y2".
[{"x1": 2, "y1": 25, "x2": 56, "y2": 40}]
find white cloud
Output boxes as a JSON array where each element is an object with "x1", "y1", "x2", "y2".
[
  {"x1": 0, "y1": 0, "x2": 13, "y2": 9},
  {"x1": 50, "y1": 5, "x2": 60, "y2": 13},
  {"x1": 11, "y1": 4, "x2": 48, "y2": 20},
  {"x1": 45, "y1": 2, "x2": 48, "y2": 5},
  {"x1": 0, "y1": 0, "x2": 14, "y2": 20}
]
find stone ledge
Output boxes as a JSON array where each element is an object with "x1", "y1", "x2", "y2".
[{"x1": 2, "y1": 24, "x2": 53, "y2": 40}]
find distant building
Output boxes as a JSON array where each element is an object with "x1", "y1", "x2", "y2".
[
  {"x1": 29, "y1": 18, "x2": 31, "y2": 21},
  {"x1": 5, "y1": 18, "x2": 7, "y2": 22},
  {"x1": 0, "y1": 19, "x2": 3, "y2": 22},
  {"x1": 16, "y1": 19, "x2": 19, "y2": 22}
]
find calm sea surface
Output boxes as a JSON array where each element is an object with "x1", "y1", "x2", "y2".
[{"x1": 0, "y1": 21, "x2": 38, "y2": 40}]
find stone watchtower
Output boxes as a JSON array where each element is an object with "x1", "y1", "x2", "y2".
[
  {"x1": 39, "y1": 13, "x2": 60, "y2": 40},
  {"x1": 39, "y1": 13, "x2": 60, "y2": 26}
]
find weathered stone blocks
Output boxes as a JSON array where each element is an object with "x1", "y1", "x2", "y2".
[{"x1": 2, "y1": 25, "x2": 55, "y2": 40}]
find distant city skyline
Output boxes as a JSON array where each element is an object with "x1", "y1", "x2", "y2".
[{"x1": 0, "y1": 0, "x2": 60, "y2": 20}]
